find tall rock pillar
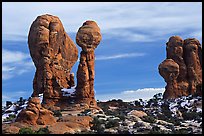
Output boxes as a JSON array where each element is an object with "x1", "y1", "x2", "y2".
[{"x1": 75, "y1": 21, "x2": 102, "y2": 106}]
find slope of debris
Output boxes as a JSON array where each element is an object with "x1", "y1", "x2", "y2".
[
  {"x1": 81, "y1": 93, "x2": 202, "y2": 134},
  {"x1": 2, "y1": 93, "x2": 202, "y2": 134}
]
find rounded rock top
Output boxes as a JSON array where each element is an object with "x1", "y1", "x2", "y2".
[{"x1": 76, "y1": 20, "x2": 102, "y2": 51}]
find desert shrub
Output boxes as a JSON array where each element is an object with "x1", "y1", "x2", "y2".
[
  {"x1": 105, "y1": 119, "x2": 119, "y2": 128},
  {"x1": 117, "y1": 114, "x2": 126, "y2": 121},
  {"x1": 3, "y1": 114, "x2": 16, "y2": 122},
  {"x1": 161, "y1": 102, "x2": 171, "y2": 115},
  {"x1": 149, "y1": 126, "x2": 168, "y2": 134},
  {"x1": 19, "y1": 126, "x2": 50, "y2": 134},
  {"x1": 172, "y1": 128, "x2": 193, "y2": 134},
  {"x1": 53, "y1": 110, "x2": 62, "y2": 117},
  {"x1": 182, "y1": 111, "x2": 200, "y2": 120},
  {"x1": 141, "y1": 116, "x2": 156, "y2": 123},
  {"x1": 6, "y1": 101, "x2": 12, "y2": 107},
  {"x1": 18, "y1": 127, "x2": 35, "y2": 134},
  {"x1": 168, "y1": 117, "x2": 181, "y2": 126},
  {"x1": 153, "y1": 93, "x2": 163, "y2": 100},
  {"x1": 90, "y1": 117, "x2": 105, "y2": 133},
  {"x1": 36, "y1": 126, "x2": 50, "y2": 134},
  {"x1": 118, "y1": 129, "x2": 131, "y2": 134},
  {"x1": 134, "y1": 100, "x2": 141, "y2": 106}
]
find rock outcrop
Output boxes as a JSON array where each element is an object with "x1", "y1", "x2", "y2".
[
  {"x1": 28, "y1": 14, "x2": 78, "y2": 106},
  {"x1": 75, "y1": 21, "x2": 102, "y2": 106},
  {"x1": 159, "y1": 36, "x2": 202, "y2": 99},
  {"x1": 16, "y1": 97, "x2": 56, "y2": 125}
]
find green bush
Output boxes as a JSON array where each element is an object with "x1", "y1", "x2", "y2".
[
  {"x1": 172, "y1": 128, "x2": 193, "y2": 134},
  {"x1": 3, "y1": 114, "x2": 16, "y2": 122},
  {"x1": 149, "y1": 126, "x2": 168, "y2": 134},
  {"x1": 18, "y1": 127, "x2": 35, "y2": 134},
  {"x1": 36, "y1": 126, "x2": 50, "y2": 134},
  {"x1": 53, "y1": 110, "x2": 62, "y2": 117},
  {"x1": 105, "y1": 119, "x2": 119, "y2": 128},
  {"x1": 141, "y1": 116, "x2": 156, "y2": 123},
  {"x1": 18, "y1": 127, "x2": 50, "y2": 134},
  {"x1": 182, "y1": 111, "x2": 200, "y2": 120},
  {"x1": 90, "y1": 117, "x2": 105, "y2": 133}
]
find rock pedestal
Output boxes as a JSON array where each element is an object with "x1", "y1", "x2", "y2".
[
  {"x1": 75, "y1": 21, "x2": 102, "y2": 106},
  {"x1": 28, "y1": 14, "x2": 78, "y2": 106},
  {"x1": 159, "y1": 36, "x2": 202, "y2": 99}
]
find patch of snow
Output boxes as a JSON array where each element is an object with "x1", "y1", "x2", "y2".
[
  {"x1": 20, "y1": 104, "x2": 27, "y2": 109},
  {"x1": 5, "y1": 105, "x2": 16, "y2": 112},
  {"x1": 2, "y1": 113, "x2": 10, "y2": 122},
  {"x1": 38, "y1": 93, "x2": 43, "y2": 104},
  {"x1": 157, "y1": 101, "x2": 163, "y2": 106},
  {"x1": 61, "y1": 88, "x2": 76, "y2": 97},
  {"x1": 196, "y1": 108, "x2": 202, "y2": 113},
  {"x1": 2, "y1": 112, "x2": 16, "y2": 122},
  {"x1": 180, "y1": 101, "x2": 189, "y2": 107}
]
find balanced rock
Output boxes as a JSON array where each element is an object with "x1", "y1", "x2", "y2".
[
  {"x1": 16, "y1": 97, "x2": 56, "y2": 125},
  {"x1": 75, "y1": 21, "x2": 102, "y2": 106},
  {"x1": 28, "y1": 14, "x2": 78, "y2": 106},
  {"x1": 159, "y1": 36, "x2": 202, "y2": 99}
]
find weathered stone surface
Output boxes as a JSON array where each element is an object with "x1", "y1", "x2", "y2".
[
  {"x1": 28, "y1": 14, "x2": 78, "y2": 106},
  {"x1": 159, "y1": 59, "x2": 180, "y2": 99},
  {"x1": 75, "y1": 21, "x2": 102, "y2": 106},
  {"x1": 16, "y1": 97, "x2": 56, "y2": 125},
  {"x1": 159, "y1": 36, "x2": 202, "y2": 99},
  {"x1": 183, "y1": 38, "x2": 202, "y2": 96},
  {"x1": 127, "y1": 110, "x2": 147, "y2": 118}
]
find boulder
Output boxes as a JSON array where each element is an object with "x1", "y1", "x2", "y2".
[{"x1": 16, "y1": 97, "x2": 56, "y2": 125}]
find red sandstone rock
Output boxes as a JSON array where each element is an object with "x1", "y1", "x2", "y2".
[
  {"x1": 159, "y1": 59, "x2": 180, "y2": 99},
  {"x1": 28, "y1": 14, "x2": 78, "y2": 106},
  {"x1": 16, "y1": 97, "x2": 56, "y2": 125},
  {"x1": 159, "y1": 36, "x2": 202, "y2": 99},
  {"x1": 183, "y1": 38, "x2": 202, "y2": 95},
  {"x1": 75, "y1": 21, "x2": 102, "y2": 106}
]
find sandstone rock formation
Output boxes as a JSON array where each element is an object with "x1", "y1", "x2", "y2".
[
  {"x1": 75, "y1": 21, "x2": 102, "y2": 106},
  {"x1": 183, "y1": 38, "x2": 202, "y2": 96},
  {"x1": 16, "y1": 97, "x2": 56, "y2": 125},
  {"x1": 28, "y1": 14, "x2": 78, "y2": 106},
  {"x1": 159, "y1": 36, "x2": 202, "y2": 99}
]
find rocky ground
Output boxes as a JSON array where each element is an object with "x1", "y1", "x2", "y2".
[{"x1": 2, "y1": 93, "x2": 202, "y2": 134}]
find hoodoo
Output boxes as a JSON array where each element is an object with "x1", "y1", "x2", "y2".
[
  {"x1": 75, "y1": 20, "x2": 102, "y2": 106},
  {"x1": 28, "y1": 14, "x2": 78, "y2": 107},
  {"x1": 159, "y1": 36, "x2": 202, "y2": 99}
]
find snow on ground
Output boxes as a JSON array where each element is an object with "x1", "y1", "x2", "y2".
[
  {"x1": 5, "y1": 105, "x2": 16, "y2": 113},
  {"x1": 61, "y1": 87, "x2": 76, "y2": 97},
  {"x1": 196, "y1": 108, "x2": 202, "y2": 113},
  {"x1": 38, "y1": 93, "x2": 43, "y2": 104}
]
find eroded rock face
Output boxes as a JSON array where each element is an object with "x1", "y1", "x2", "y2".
[
  {"x1": 159, "y1": 36, "x2": 202, "y2": 99},
  {"x1": 28, "y1": 14, "x2": 78, "y2": 106},
  {"x1": 183, "y1": 38, "x2": 202, "y2": 95},
  {"x1": 159, "y1": 59, "x2": 180, "y2": 99},
  {"x1": 16, "y1": 97, "x2": 56, "y2": 125},
  {"x1": 75, "y1": 21, "x2": 102, "y2": 106}
]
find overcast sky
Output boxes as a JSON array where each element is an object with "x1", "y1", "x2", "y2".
[{"x1": 2, "y1": 2, "x2": 202, "y2": 104}]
